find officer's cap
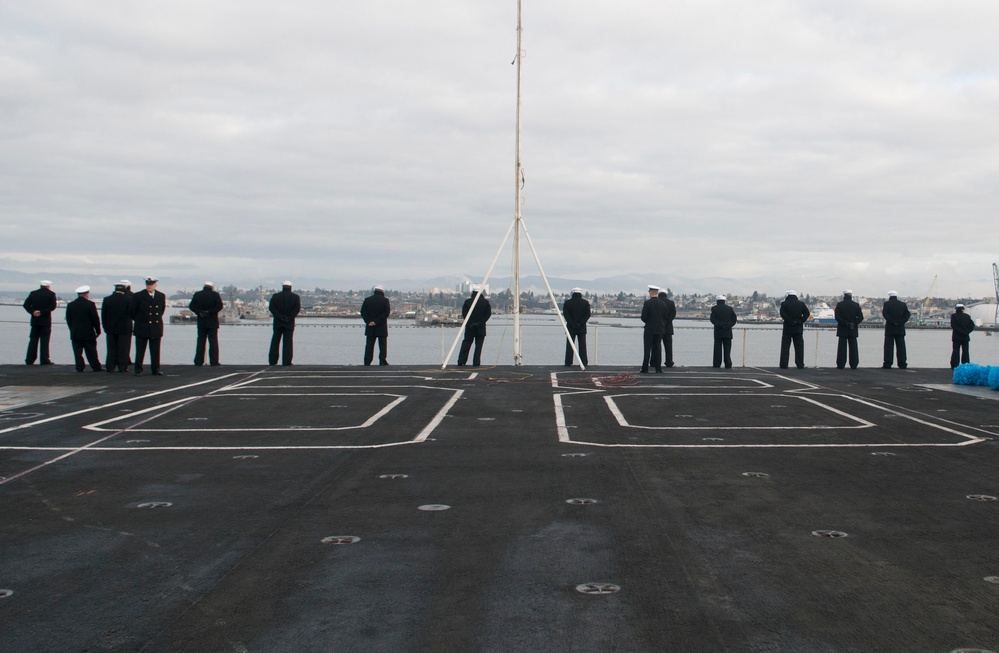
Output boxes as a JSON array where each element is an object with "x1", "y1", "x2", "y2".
[
  {"x1": 40, "y1": 280, "x2": 52, "y2": 287},
  {"x1": 145, "y1": 277, "x2": 158, "y2": 285},
  {"x1": 648, "y1": 284, "x2": 659, "y2": 291},
  {"x1": 118, "y1": 279, "x2": 131, "y2": 286},
  {"x1": 75, "y1": 285, "x2": 90, "y2": 294}
]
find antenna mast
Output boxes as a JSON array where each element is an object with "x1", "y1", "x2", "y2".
[{"x1": 512, "y1": 0, "x2": 524, "y2": 364}]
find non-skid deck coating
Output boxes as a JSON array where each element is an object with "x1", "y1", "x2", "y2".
[{"x1": 1, "y1": 364, "x2": 997, "y2": 652}]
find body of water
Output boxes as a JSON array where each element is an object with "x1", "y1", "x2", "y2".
[{"x1": 1, "y1": 304, "x2": 996, "y2": 369}]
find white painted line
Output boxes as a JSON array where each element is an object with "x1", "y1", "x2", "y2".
[{"x1": 415, "y1": 389, "x2": 463, "y2": 442}]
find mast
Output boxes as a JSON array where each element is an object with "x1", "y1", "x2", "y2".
[{"x1": 512, "y1": 0, "x2": 523, "y2": 365}]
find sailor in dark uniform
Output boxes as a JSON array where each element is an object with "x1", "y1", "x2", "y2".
[
  {"x1": 834, "y1": 290, "x2": 864, "y2": 369},
  {"x1": 268, "y1": 281, "x2": 301, "y2": 365},
  {"x1": 23, "y1": 280, "x2": 57, "y2": 365},
  {"x1": 189, "y1": 281, "x2": 224, "y2": 366},
  {"x1": 562, "y1": 288, "x2": 590, "y2": 367},
  {"x1": 779, "y1": 290, "x2": 811, "y2": 369},
  {"x1": 65, "y1": 286, "x2": 102, "y2": 372},
  {"x1": 457, "y1": 287, "x2": 491, "y2": 366},
  {"x1": 658, "y1": 289, "x2": 677, "y2": 368},
  {"x1": 640, "y1": 285, "x2": 668, "y2": 373},
  {"x1": 360, "y1": 284, "x2": 391, "y2": 366},
  {"x1": 130, "y1": 276, "x2": 166, "y2": 375},
  {"x1": 950, "y1": 303, "x2": 976, "y2": 368},
  {"x1": 709, "y1": 294, "x2": 738, "y2": 368},
  {"x1": 881, "y1": 290, "x2": 911, "y2": 369},
  {"x1": 101, "y1": 282, "x2": 132, "y2": 372}
]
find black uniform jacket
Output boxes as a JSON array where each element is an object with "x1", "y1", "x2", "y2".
[
  {"x1": 834, "y1": 298, "x2": 864, "y2": 338},
  {"x1": 780, "y1": 296, "x2": 811, "y2": 334},
  {"x1": 710, "y1": 302, "x2": 738, "y2": 339},
  {"x1": 461, "y1": 293, "x2": 491, "y2": 336},
  {"x1": 562, "y1": 294, "x2": 591, "y2": 335},
  {"x1": 65, "y1": 296, "x2": 101, "y2": 341},
  {"x1": 658, "y1": 295, "x2": 677, "y2": 335},
  {"x1": 360, "y1": 291, "x2": 391, "y2": 337},
  {"x1": 269, "y1": 289, "x2": 301, "y2": 327},
  {"x1": 641, "y1": 296, "x2": 669, "y2": 335},
  {"x1": 189, "y1": 288, "x2": 224, "y2": 329},
  {"x1": 130, "y1": 290, "x2": 166, "y2": 339},
  {"x1": 882, "y1": 297, "x2": 911, "y2": 335},
  {"x1": 951, "y1": 311, "x2": 976, "y2": 342},
  {"x1": 101, "y1": 291, "x2": 133, "y2": 335},
  {"x1": 23, "y1": 287, "x2": 57, "y2": 327}
]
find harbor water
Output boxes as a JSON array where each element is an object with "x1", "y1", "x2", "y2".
[{"x1": 1, "y1": 304, "x2": 995, "y2": 369}]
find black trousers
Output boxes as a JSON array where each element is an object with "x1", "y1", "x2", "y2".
[
  {"x1": 458, "y1": 333, "x2": 485, "y2": 366},
  {"x1": 713, "y1": 338, "x2": 732, "y2": 368},
  {"x1": 26, "y1": 325, "x2": 52, "y2": 364},
  {"x1": 883, "y1": 334, "x2": 907, "y2": 368},
  {"x1": 836, "y1": 337, "x2": 859, "y2": 369},
  {"x1": 135, "y1": 336, "x2": 161, "y2": 372},
  {"x1": 950, "y1": 341, "x2": 970, "y2": 368},
  {"x1": 364, "y1": 335, "x2": 388, "y2": 365},
  {"x1": 564, "y1": 333, "x2": 587, "y2": 366},
  {"x1": 195, "y1": 328, "x2": 220, "y2": 365},
  {"x1": 269, "y1": 325, "x2": 294, "y2": 365},
  {"x1": 780, "y1": 333, "x2": 804, "y2": 368},
  {"x1": 661, "y1": 335, "x2": 674, "y2": 368},
  {"x1": 71, "y1": 339, "x2": 101, "y2": 371},
  {"x1": 642, "y1": 332, "x2": 663, "y2": 371},
  {"x1": 105, "y1": 332, "x2": 130, "y2": 371}
]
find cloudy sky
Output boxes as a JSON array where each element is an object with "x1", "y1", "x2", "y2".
[{"x1": 2, "y1": 0, "x2": 998, "y2": 298}]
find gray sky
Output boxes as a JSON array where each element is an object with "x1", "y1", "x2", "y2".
[{"x1": 2, "y1": 0, "x2": 998, "y2": 298}]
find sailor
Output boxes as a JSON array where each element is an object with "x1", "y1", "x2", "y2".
[
  {"x1": 120, "y1": 280, "x2": 134, "y2": 368},
  {"x1": 562, "y1": 288, "x2": 591, "y2": 367},
  {"x1": 457, "y1": 286, "x2": 491, "y2": 366},
  {"x1": 950, "y1": 303, "x2": 976, "y2": 368},
  {"x1": 658, "y1": 288, "x2": 677, "y2": 368},
  {"x1": 640, "y1": 285, "x2": 668, "y2": 373},
  {"x1": 709, "y1": 294, "x2": 738, "y2": 369},
  {"x1": 130, "y1": 276, "x2": 167, "y2": 375},
  {"x1": 101, "y1": 282, "x2": 132, "y2": 372},
  {"x1": 779, "y1": 290, "x2": 811, "y2": 369},
  {"x1": 834, "y1": 290, "x2": 864, "y2": 369},
  {"x1": 268, "y1": 281, "x2": 301, "y2": 365},
  {"x1": 189, "y1": 281, "x2": 224, "y2": 366},
  {"x1": 881, "y1": 291, "x2": 911, "y2": 369},
  {"x1": 65, "y1": 286, "x2": 102, "y2": 372},
  {"x1": 360, "y1": 284, "x2": 391, "y2": 366},
  {"x1": 23, "y1": 280, "x2": 57, "y2": 365}
]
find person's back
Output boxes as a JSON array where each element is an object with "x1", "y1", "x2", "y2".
[{"x1": 641, "y1": 295, "x2": 668, "y2": 334}]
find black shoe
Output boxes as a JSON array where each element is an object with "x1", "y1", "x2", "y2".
[
  {"x1": 76, "y1": 368, "x2": 85, "y2": 372},
  {"x1": 25, "y1": 361, "x2": 34, "y2": 365},
  {"x1": 40, "y1": 360, "x2": 53, "y2": 365},
  {"x1": 379, "y1": 362, "x2": 389, "y2": 366},
  {"x1": 882, "y1": 364, "x2": 891, "y2": 369},
  {"x1": 210, "y1": 363, "x2": 221, "y2": 366},
  {"x1": 93, "y1": 367, "x2": 103, "y2": 372},
  {"x1": 655, "y1": 369, "x2": 663, "y2": 373},
  {"x1": 640, "y1": 369, "x2": 649, "y2": 374},
  {"x1": 134, "y1": 368, "x2": 142, "y2": 376},
  {"x1": 151, "y1": 370, "x2": 163, "y2": 376}
]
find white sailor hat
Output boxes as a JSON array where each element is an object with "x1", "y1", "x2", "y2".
[
  {"x1": 119, "y1": 279, "x2": 130, "y2": 286},
  {"x1": 785, "y1": 290, "x2": 798, "y2": 296},
  {"x1": 648, "y1": 284, "x2": 659, "y2": 291},
  {"x1": 571, "y1": 287, "x2": 583, "y2": 294},
  {"x1": 956, "y1": 303, "x2": 965, "y2": 309},
  {"x1": 40, "y1": 280, "x2": 52, "y2": 286},
  {"x1": 282, "y1": 280, "x2": 293, "y2": 287},
  {"x1": 374, "y1": 284, "x2": 385, "y2": 291},
  {"x1": 75, "y1": 285, "x2": 90, "y2": 294},
  {"x1": 844, "y1": 289, "x2": 853, "y2": 295},
  {"x1": 204, "y1": 281, "x2": 214, "y2": 288},
  {"x1": 145, "y1": 276, "x2": 158, "y2": 284},
  {"x1": 888, "y1": 290, "x2": 898, "y2": 297},
  {"x1": 716, "y1": 294, "x2": 726, "y2": 301}
]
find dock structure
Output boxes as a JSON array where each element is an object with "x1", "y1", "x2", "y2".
[{"x1": 1, "y1": 364, "x2": 997, "y2": 651}]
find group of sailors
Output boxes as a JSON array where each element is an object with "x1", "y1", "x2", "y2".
[{"x1": 22, "y1": 280, "x2": 979, "y2": 372}]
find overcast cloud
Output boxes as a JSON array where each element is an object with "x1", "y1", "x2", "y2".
[{"x1": 1, "y1": 0, "x2": 997, "y2": 297}]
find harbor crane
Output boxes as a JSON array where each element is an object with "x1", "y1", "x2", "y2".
[
  {"x1": 917, "y1": 275, "x2": 938, "y2": 325},
  {"x1": 993, "y1": 262, "x2": 998, "y2": 326}
]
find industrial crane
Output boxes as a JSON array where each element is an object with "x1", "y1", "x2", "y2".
[
  {"x1": 993, "y1": 262, "x2": 998, "y2": 327},
  {"x1": 917, "y1": 275, "x2": 938, "y2": 325}
]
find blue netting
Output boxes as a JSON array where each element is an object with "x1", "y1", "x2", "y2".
[
  {"x1": 953, "y1": 363, "x2": 991, "y2": 386},
  {"x1": 989, "y1": 366, "x2": 999, "y2": 391}
]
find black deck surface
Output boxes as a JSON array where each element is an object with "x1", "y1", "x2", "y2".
[{"x1": 1, "y1": 364, "x2": 998, "y2": 652}]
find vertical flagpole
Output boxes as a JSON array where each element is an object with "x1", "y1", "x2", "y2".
[{"x1": 512, "y1": 0, "x2": 524, "y2": 365}]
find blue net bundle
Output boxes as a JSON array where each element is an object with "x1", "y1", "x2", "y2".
[
  {"x1": 953, "y1": 363, "x2": 992, "y2": 386},
  {"x1": 990, "y1": 366, "x2": 999, "y2": 390}
]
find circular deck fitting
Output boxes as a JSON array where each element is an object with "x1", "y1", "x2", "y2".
[
  {"x1": 702, "y1": 437, "x2": 724, "y2": 442},
  {"x1": 379, "y1": 474, "x2": 409, "y2": 479},
  {"x1": 135, "y1": 502, "x2": 172, "y2": 509},
  {"x1": 233, "y1": 455, "x2": 259, "y2": 459},
  {"x1": 742, "y1": 472, "x2": 770, "y2": 478},
  {"x1": 561, "y1": 453, "x2": 589, "y2": 458},
  {"x1": 811, "y1": 530, "x2": 848, "y2": 538},
  {"x1": 477, "y1": 418, "x2": 495, "y2": 421},
  {"x1": 870, "y1": 452, "x2": 897, "y2": 456},
  {"x1": 576, "y1": 583, "x2": 620, "y2": 595},
  {"x1": 967, "y1": 495, "x2": 998, "y2": 502},
  {"x1": 675, "y1": 414, "x2": 693, "y2": 418},
  {"x1": 321, "y1": 536, "x2": 360, "y2": 545},
  {"x1": 566, "y1": 498, "x2": 598, "y2": 505},
  {"x1": 126, "y1": 439, "x2": 150, "y2": 444},
  {"x1": 770, "y1": 405, "x2": 787, "y2": 408},
  {"x1": 512, "y1": 409, "x2": 523, "y2": 413},
  {"x1": 418, "y1": 504, "x2": 451, "y2": 511},
  {"x1": 951, "y1": 649, "x2": 997, "y2": 653},
  {"x1": 0, "y1": 589, "x2": 13, "y2": 598},
  {"x1": 984, "y1": 576, "x2": 999, "y2": 584}
]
